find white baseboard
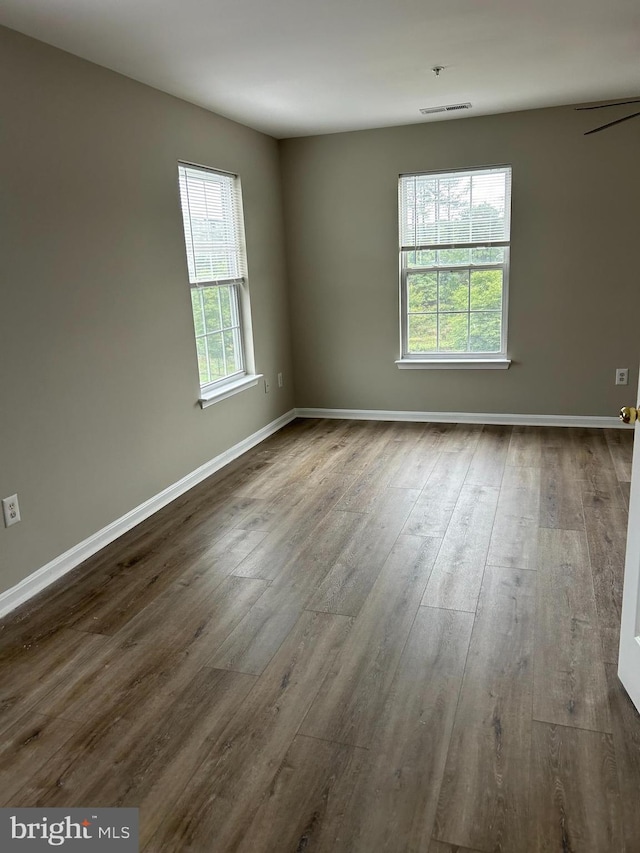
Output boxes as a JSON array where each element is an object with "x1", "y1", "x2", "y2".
[
  {"x1": 0, "y1": 409, "x2": 296, "y2": 620},
  {"x1": 295, "y1": 407, "x2": 630, "y2": 429}
]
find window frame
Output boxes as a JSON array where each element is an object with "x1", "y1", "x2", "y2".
[
  {"x1": 177, "y1": 161, "x2": 257, "y2": 401},
  {"x1": 398, "y1": 165, "x2": 512, "y2": 365}
]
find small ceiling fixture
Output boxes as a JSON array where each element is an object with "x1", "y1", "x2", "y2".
[
  {"x1": 420, "y1": 103, "x2": 472, "y2": 115},
  {"x1": 432, "y1": 66, "x2": 444, "y2": 77}
]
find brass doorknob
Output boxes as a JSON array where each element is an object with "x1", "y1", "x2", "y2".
[{"x1": 620, "y1": 406, "x2": 639, "y2": 424}]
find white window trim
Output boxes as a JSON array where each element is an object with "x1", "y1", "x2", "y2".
[
  {"x1": 396, "y1": 358, "x2": 510, "y2": 369},
  {"x1": 199, "y1": 372, "x2": 264, "y2": 408},
  {"x1": 398, "y1": 165, "x2": 512, "y2": 367}
]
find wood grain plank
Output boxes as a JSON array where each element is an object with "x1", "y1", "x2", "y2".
[
  {"x1": 11, "y1": 667, "x2": 256, "y2": 851},
  {"x1": 233, "y1": 487, "x2": 316, "y2": 533},
  {"x1": 231, "y1": 452, "x2": 312, "y2": 500},
  {"x1": 437, "y1": 424, "x2": 483, "y2": 452},
  {"x1": 322, "y1": 420, "x2": 401, "y2": 476},
  {"x1": 537, "y1": 409, "x2": 583, "y2": 536},
  {"x1": 421, "y1": 485, "x2": 499, "y2": 612},
  {"x1": 605, "y1": 428, "x2": 633, "y2": 483},
  {"x1": 534, "y1": 528, "x2": 611, "y2": 733},
  {"x1": 582, "y1": 485, "x2": 628, "y2": 663},
  {"x1": 31, "y1": 638, "x2": 203, "y2": 726},
  {"x1": 190, "y1": 527, "x2": 268, "y2": 576},
  {"x1": 235, "y1": 734, "x2": 367, "y2": 853},
  {"x1": 205, "y1": 445, "x2": 283, "y2": 489},
  {"x1": 308, "y1": 487, "x2": 419, "y2": 616},
  {"x1": 529, "y1": 721, "x2": 623, "y2": 853},
  {"x1": 256, "y1": 417, "x2": 347, "y2": 459},
  {"x1": 581, "y1": 484, "x2": 629, "y2": 572},
  {"x1": 211, "y1": 510, "x2": 365, "y2": 674},
  {"x1": 572, "y1": 427, "x2": 621, "y2": 491},
  {"x1": 619, "y1": 480, "x2": 631, "y2": 509},
  {"x1": 384, "y1": 421, "x2": 430, "y2": 443},
  {"x1": 146, "y1": 611, "x2": 352, "y2": 853},
  {"x1": 506, "y1": 425, "x2": 542, "y2": 467},
  {"x1": 605, "y1": 664, "x2": 640, "y2": 853},
  {"x1": 335, "y1": 442, "x2": 418, "y2": 514},
  {"x1": 113, "y1": 574, "x2": 269, "y2": 661},
  {"x1": 540, "y1": 427, "x2": 580, "y2": 478},
  {"x1": 487, "y1": 466, "x2": 540, "y2": 570},
  {"x1": 331, "y1": 607, "x2": 473, "y2": 853},
  {"x1": 402, "y1": 450, "x2": 474, "y2": 538},
  {"x1": 232, "y1": 473, "x2": 351, "y2": 580},
  {"x1": 66, "y1": 495, "x2": 265, "y2": 635},
  {"x1": 0, "y1": 629, "x2": 111, "y2": 737},
  {"x1": 0, "y1": 562, "x2": 121, "y2": 647},
  {"x1": 208, "y1": 585, "x2": 303, "y2": 676},
  {"x1": 539, "y1": 466, "x2": 584, "y2": 531},
  {"x1": 0, "y1": 713, "x2": 82, "y2": 806},
  {"x1": 300, "y1": 534, "x2": 440, "y2": 748},
  {"x1": 434, "y1": 566, "x2": 535, "y2": 853},
  {"x1": 387, "y1": 429, "x2": 442, "y2": 490},
  {"x1": 464, "y1": 424, "x2": 511, "y2": 487},
  {"x1": 232, "y1": 423, "x2": 355, "y2": 504},
  {"x1": 387, "y1": 443, "x2": 441, "y2": 491},
  {"x1": 429, "y1": 843, "x2": 484, "y2": 853}
]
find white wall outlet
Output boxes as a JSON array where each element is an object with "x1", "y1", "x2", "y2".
[
  {"x1": 264, "y1": 378, "x2": 270, "y2": 394},
  {"x1": 2, "y1": 494, "x2": 21, "y2": 528},
  {"x1": 277, "y1": 372, "x2": 283, "y2": 388},
  {"x1": 616, "y1": 368, "x2": 629, "y2": 386}
]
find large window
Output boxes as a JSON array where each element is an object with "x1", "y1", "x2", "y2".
[
  {"x1": 178, "y1": 163, "x2": 249, "y2": 393},
  {"x1": 398, "y1": 165, "x2": 512, "y2": 362}
]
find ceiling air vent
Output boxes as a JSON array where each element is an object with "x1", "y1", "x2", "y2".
[{"x1": 419, "y1": 103, "x2": 472, "y2": 115}]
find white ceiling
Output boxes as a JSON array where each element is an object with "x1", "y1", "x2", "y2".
[{"x1": 2, "y1": 0, "x2": 639, "y2": 138}]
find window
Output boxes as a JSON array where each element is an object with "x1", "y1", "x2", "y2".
[
  {"x1": 178, "y1": 163, "x2": 255, "y2": 398},
  {"x1": 398, "y1": 165, "x2": 512, "y2": 365}
]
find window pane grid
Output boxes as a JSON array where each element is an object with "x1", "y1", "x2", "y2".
[
  {"x1": 405, "y1": 263, "x2": 504, "y2": 355},
  {"x1": 190, "y1": 283, "x2": 243, "y2": 387}
]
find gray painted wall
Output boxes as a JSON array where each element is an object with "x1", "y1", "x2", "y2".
[
  {"x1": 280, "y1": 109, "x2": 640, "y2": 415},
  {"x1": 0, "y1": 27, "x2": 294, "y2": 594}
]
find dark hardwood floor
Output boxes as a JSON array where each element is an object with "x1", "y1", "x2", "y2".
[{"x1": 1, "y1": 418, "x2": 638, "y2": 852}]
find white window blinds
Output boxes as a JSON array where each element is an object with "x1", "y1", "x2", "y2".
[
  {"x1": 399, "y1": 166, "x2": 512, "y2": 250},
  {"x1": 178, "y1": 164, "x2": 246, "y2": 286}
]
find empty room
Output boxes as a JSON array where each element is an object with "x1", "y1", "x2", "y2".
[{"x1": 1, "y1": 1, "x2": 640, "y2": 851}]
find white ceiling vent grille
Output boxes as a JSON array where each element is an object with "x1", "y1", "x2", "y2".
[{"x1": 419, "y1": 103, "x2": 472, "y2": 115}]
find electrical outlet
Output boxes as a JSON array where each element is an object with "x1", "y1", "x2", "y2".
[
  {"x1": 277, "y1": 372, "x2": 283, "y2": 388},
  {"x1": 2, "y1": 494, "x2": 21, "y2": 528},
  {"x1": 264, "y1": 378, "x2": 270, "y2": 394},
  {"x1": 616, "y1": 368, "x2": 629, "y2": 386}
]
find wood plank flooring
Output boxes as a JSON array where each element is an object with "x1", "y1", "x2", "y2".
[{"x1": 0, "y1": 418, "x2": 637, "y2": 852}]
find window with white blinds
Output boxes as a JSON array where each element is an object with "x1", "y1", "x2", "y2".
[
  {"x1": 178, "y1": 163, "x2": 250, "y2": 392},
  {"x1": 398, "y1": 165, "x2": 512, "y2": 360},
  {"x1": 179, "y1": 164, "x2": 246, "y2": 286}
]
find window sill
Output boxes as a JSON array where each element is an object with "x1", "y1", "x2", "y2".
[
  {"x1": 199, "y1": 373, "x2": 263, "y2": 408},
  {"x1": 396, "y1": 358, "x2": 511, "y2": 370}
]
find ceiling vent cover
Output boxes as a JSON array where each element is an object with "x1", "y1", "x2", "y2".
[{"x1": 419, "y1": 103, "x2": 472, "y2": 115}]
